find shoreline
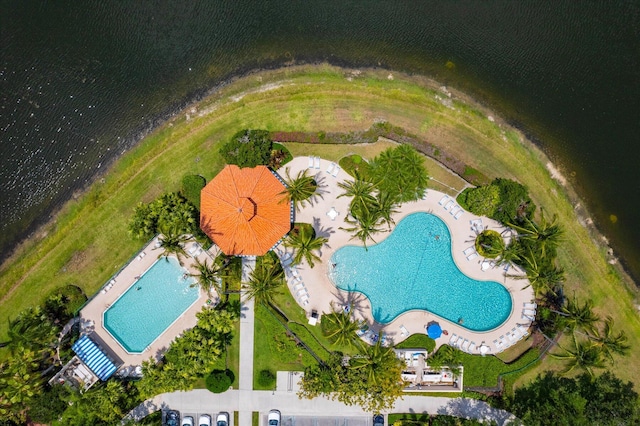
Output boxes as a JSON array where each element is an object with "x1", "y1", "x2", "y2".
[
  {"x1": 0, "y1": 64, "x2": 637, "y2": 295},
  {"x1": 1, "y1": 64, "x2": 638, "y2": 386},
  {"x1": 1, "y1": 64, "x2": 636, "y2": 295}
]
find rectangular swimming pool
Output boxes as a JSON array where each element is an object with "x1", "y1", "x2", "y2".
[{"x1": 103, "y1": 257, "x2": 200, "y2": 353}]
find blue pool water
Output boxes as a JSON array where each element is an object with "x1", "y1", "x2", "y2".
[
  {"x1": 330, "y1": 213, "x2": 512, "y2": 331},
  {"x1": 103, "y1": 257, "x2": 199, "y2": 353}
]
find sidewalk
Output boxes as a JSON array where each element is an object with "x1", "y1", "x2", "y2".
[{"x1": 239, "y1": 257, "x2": 257, "y2": 426}]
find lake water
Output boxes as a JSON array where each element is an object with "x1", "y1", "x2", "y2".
[{"x1": 1, "y1": 1, "x2": 639, "y2": 282}]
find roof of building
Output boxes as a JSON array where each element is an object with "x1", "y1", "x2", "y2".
[
  {"x1": 72, "y1": 335, "x2": 118, "y2": 381},
  {"x1": 200, "y1": 165, "x2": 292, "y2": 256}
]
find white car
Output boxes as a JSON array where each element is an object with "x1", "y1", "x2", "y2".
[
  {"x1": 216, "y1": 412, "x2": 229, "y2": 426},
  {"x1": 182, "y1": 416, "x2": 194, "y2": 426},
  {"x1": 268, "y1": 410, "x2": 281, "y2": 426},
  {"x1": 199, "y1": 414, "x2": 212, "y2": 426}
]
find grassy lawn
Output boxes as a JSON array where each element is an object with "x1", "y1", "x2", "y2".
[
  {"x1": 253, "y1": 302, "x2": 315, "y2": 390},
  {"x1": 0, "y1": 64, "x2": 637, "y2": 389},
  {"x1": 395, "y1": 334, "x2": 436, "y2": 353}
]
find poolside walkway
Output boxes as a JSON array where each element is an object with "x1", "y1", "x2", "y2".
[
  {"x1": 277, "y1": 156, "x2": 535, "y2": 355},
  {"x1": 79, "y1": 237, "x2": 214, "y2": 368}
]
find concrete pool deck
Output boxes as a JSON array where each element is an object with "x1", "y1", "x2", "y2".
[
  {"x1": 279, "y1": 156, "x2": 535, "y2": 355},
  {"x1": 79, "y1": 237, "x2": 215, "y2": 368}
]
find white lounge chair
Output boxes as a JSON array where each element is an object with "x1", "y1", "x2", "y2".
[
  {"x1": 331, "y1": 165, "x2": 340, "y2": 177},
  {"x1": 455, "y1": 336, "x2": 464, "y2": 347},
  {"x1": 326, "y1": 162, "x2": 335, "y2": 174},
  {"x1": 524, "y1": 302, "x2": 538, "y2": 310},
  {"x1": 439, "y1": 195, "x2": 449, "y2": 206},
  {"x1": 461, "y1": 339, "x2": 470, "y2": 352},
  {"x1": 400, "y1": 325, "x2": 409, "y2": 337},
  {"x1": 522, "y1": 313, "x2": 535, "y2": 322},
  {"x1": 467, "y1": 252, "x2": 478, "y2": 261},
  {"x1": 450, "y1": 205, "x2": 461, "y2": 215},
  {"x1": 463, "y1": 246, "x2": 475, "y2": 256},
  {"x1": 314, "y1": 156, "x2": 320, "y2": 169},
  {"x1": 523, "y1": 308, "x2": 536, "y2": 317},
  {"x1": 517, "y1": 324, "x2": 530, "y2": 338},
  {"x1": 444, "y1": 200, "x2": 454, "y2": 210},
  {"x1": 468, "y1": 342, "x2": 477, "y2": 353},
  {"x1": 308, "y1": 156, "x2": 314, "y2": 168},
  {"x1": 454, "y1": 210, "x2": 463, "y2": 220},
  {"x1": 449, "y1": 333, "x2": 458, "y2": 345}
]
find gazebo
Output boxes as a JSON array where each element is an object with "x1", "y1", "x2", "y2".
[{"x1": 200, "y1": 165, "x2": 293, "y2": 256}]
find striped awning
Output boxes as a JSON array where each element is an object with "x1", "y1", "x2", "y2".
[{"x1": 72, "y1": 335, "x2": 117, "y2": 381}]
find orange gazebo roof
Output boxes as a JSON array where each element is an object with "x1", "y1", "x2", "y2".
[{"x1": 200, "y1": 165, "x2": 292, "y2": 256}]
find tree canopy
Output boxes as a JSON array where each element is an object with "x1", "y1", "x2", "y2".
[
  {"x1": 128, "y1": 192, "x2": 199, "y2": 240},
  {"x1": 369, "y1": 144, "x2": 429, "y2": 203},
  {"x1": 219, "y1": 129, "x2": 273, "y2": 168},
  {"x1": 508, "y1": 371, "x2": 640, "y2": 425},
  {"x1": 458, "y1": 178, "x2": 535, "y2": 225}
]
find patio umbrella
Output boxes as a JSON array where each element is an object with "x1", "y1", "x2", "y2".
[{"x1": 426, "y1": 323, "x2": 442, "y2": 339}]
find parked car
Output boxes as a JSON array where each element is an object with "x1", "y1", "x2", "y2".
[
  {"x1": 373, "y1": 415, "x2": 384, "y2": 426},
  {"x1": 216, "y1": 412, "x2": 229, "y2": 426},
  {"x1": 199, "y1": 414, "x2": 212, "y2": 426},
  {"x1": 268, "y1": 409, "x2": 281, "y2": 426},
  {"x1": 164, "y1": 410, "x2": 180, "y2": 426},
  {"x1": 182, "y1": 416, "x2": 194, "y2": 426}
]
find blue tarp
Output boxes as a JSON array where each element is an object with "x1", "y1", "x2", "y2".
[{"x1": 72, "y1": 335, "x2": 117, "y2": 381}]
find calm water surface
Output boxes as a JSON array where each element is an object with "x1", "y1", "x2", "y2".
[{"x1": 1, "y1": 1, "x2": 639, "y2": 281}]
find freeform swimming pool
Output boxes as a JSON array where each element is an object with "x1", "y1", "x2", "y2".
[
  {"x1": 103, "y1": 256, "x2": 199, "y2": 353},
  {"x1": 330, "y1": 212, "x2": 512, "y2": 331}
]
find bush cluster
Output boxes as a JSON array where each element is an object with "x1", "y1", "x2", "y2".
[
  {"x1": 458, "y1": 178, "x2": 535, "y2": 224},
  {"x1": 205, "y1": 369, "x2": 234, "y2": 393},
  {"x1": 181, "y1": 174, "x2": 206, "y2": 209},
  {"x1": 219, "y1": 129, "x2": 273, "y2": 167}
]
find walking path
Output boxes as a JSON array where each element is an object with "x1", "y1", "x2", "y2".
[
  {"x1": 239, "y1": 257, "x2": 257, "y2": 426},
  {"x1": 125, "y1": 389, "x2": 516, "y2": 425}
]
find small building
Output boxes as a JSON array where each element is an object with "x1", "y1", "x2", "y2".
[
  {"x1": 394, "y1": 348, "x2": 463, "y2": 392},
  {"x1": 50, "y1": 335, "x2": 120, "y2": 391}
]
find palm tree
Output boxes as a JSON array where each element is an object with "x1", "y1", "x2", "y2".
[
  {"x1": 190, "y1": 256, "x2": 227, "y2": 300},
  {"x1": 350, "y1": 337, "x2": 402, "y2": 386},
  {"x1": 591, "y1": 316, "x2": 630, "y2": 363},
  {"x1": 495, "y1": 240, "x2": 523, "y2": 269},
  {"x1": 243, "y1": 257, "x2": 284, "y2": 306},
  {"x1": 280, "y1": 168, "x2": 319, "y2": 210},
  {"x1": 338, "y1": 175, "x2": 376, "y2": 216},
  {"x1": 550, "y1": 333, "x2": 605, "y2": 378},
  {"x1": 511, "y1": 250, "x2": 565, "y2": 297},
  {"x1": 340, "y1": 208, "x2": 385, "y2": 249},
  {"x1": 157, "y1": 229, "x2": 189, "y2": 265},
  {"x1": 427, "y1": 345, "x2": 463, "y2": 376},
  {"x1": 373, "y1": 191, "x2": 399, "y2": 230},
  {"x1": 285, "y1": 226, "x2": 328, "y2": 268},
  {"x1": 559, "y1": 297, "x2": 600, "y2": 335},
  {"x1": 321, "y1": 309, "x2": 364, "y2": 349},
  {"x1": 509, "y1": 209, "x2": 564, "y2": 259}
]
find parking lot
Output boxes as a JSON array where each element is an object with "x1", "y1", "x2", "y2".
[{"x1": 265, "y1": 414, "x2": 373, "y2": 426}]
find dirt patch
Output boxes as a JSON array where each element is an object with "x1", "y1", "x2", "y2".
[{"x1": 63, "y1": 246, "x2": 94, "y2": 274}]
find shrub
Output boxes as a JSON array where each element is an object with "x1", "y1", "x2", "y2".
[
  {"x1": 269, "y1": 143, "x2": 293, "y2": 169},
  {"x1": 128, "y1": 192, "x2": 199, "y2": 239},
  {"x1": 258, "y1": 369, "x2": 276, "y2": 388},
  {"x1": 181, "y1": 175, "x2": 206, "y2": 209},
  {"x1": 458, "y1": 178, "x2": 535, "y2": 225},
  {"x1": 205, "y1": 369, "x2": 234, "y2": 393},
  {"x1": 475, "y1": 230, "x2": 504, "y2": 258},
  {"x1": 219, "y1": 129, "x2": 272, "y2": 167},
  {"x1": 339, "y1": 154, "x2": 372, "y2": 179}
]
